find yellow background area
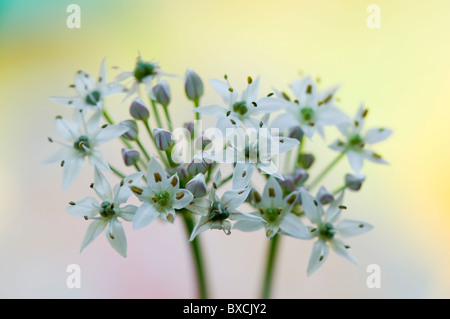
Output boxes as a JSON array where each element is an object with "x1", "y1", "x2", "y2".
[{"x1": 0, "y1": 0, "x2": 449, "y2": 298}]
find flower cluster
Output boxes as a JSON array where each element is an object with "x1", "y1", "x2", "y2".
[{"x1": 47, "y1": 56, "x2": 391, "y2": 280}]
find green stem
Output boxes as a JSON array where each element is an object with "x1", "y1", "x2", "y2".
[
  {"x1": 181, "y1": 211, "x2": 208, "y2": 299},
  {"x1": 261, "y1": 234, "x2": 280, "y2": 299},
  {"x1": 150, "y1": 99, "x2": 164, "y2": 129},
  {"x1": 308, "y1": 152, "x2": 346, "y2": 190}
]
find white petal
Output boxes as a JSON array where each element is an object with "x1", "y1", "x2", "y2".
[
  {"x1": 95, "y1": 124, "x2": 128, "y2": 145},
  {"x1": 279, "y1": 213, "x2": 310, "y2": 239},
  {"x1": 300, "y1": 189, "x2": 321, "y2": 224},
  {"x1": 62, "y1": 156, "x2": 85, "y2": 189},
  {"x1": 335, "y1": 219, "x2": 373, "y2": 237},
  {"x1": 232, "y1": 163, "x2": 255, "y2": 190},
  {"x1": 106, "y1": 218, "x2": 127, "y2": 257},
  {"x1": 186, "y1": 198, "x2": 211, "y2": 216},
  {"x1": 194, "y1": 104, "x2": 226, "y2": 116},
  {"x1": 222, "y1": 188, "x2": 251, "y2": 210},
  {"x1": 93, "y1": 168, "x2": 113, "y2": 200},
  {"x1": 80, "y1": 220, "x2": 108, "y2": 252},
  {"x1": 172, "y1": 189, "x2": 194, "y2": 209},
  {"x1": 347, "y1": 150, "x2": 364, "y2": 173},
  {"x1": 189, "y1": 216, "x2": 212, "y2": 241},
  {"x1": 66, "y1": 197, "x2": 98, "y2": 218},
  {"x1": 307, "y1": 240, "x2": 330, "y2": 276},
  {"x1": 330, "y1": 238, "x2": 359, "y2": 265},
  {"x1": 364, "y1": 128, "x2": 392, "y2": 144},
  {"x1": 132, "y1": 203, "x2": 160, "y2": 230}
]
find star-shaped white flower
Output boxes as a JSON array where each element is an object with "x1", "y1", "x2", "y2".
[
  {"x1": 195, "y1": 76, "x2": 285, "y2": 133},
  {"x1": 329, "y1": 105, "x2": 392, "y2": 173},
  {"x1": 51, "y1": 58, "x2": 124, "y2": 112},
  {"x1": 271, "y1": 76, "x2": 348, "y2": 139},
  {"x1": 186, "y1": 168, "x2": 264, "y2": 240},
  {"x1": 130, "y1": 157, "x2": 194, "y2": 229},
  {"x1": 67, "y1": 169, "x2": 143, "y2": 257},
  {"x1": 208, "y1": 124, "x2": 299, "y2": 179},
  {"x1": 45, "y1": 110, "x2": 128, "y2": 189},
  {"x1": 300, "y1": 189, "x2": 373, "y2": 276},
  {"x1": 234, "y1": 176, "x2": 309, "y2": 239}
]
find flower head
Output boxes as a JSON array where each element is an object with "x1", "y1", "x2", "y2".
[
  {"x1": 329, "y1": 105, "x2": 392, "y2": 172},
  {"x1": 300, "y1": 189, "x2": 373, "y2": 276},
  {"x1": 51, "y1": 58, "x2": 124, "y2": 112},
  {"x1": 45, "y1": 110, "x2": 128, "y2": 189},
  {"x1": 67, "y1": 169, "x2": 143, "y2": 257},
  {"x1": 130, "y1": 158, "x2": 194, "y2": 229}
]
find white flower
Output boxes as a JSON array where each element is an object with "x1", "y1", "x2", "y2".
[
  {"x1": 45, "y1": 110, "x2": 128, "y2": 189},
  {"x1": 195, "y1": 76, "x2": 285, "y2": 133},
  {"x1": 209, "y1": 125, "x2": 299, "y2": 179},
  {"x1": 66, "y1": 169, "x2": 143, "y2": 257},
  {"x1": 130, "y1": 157, "x2": 194, "y2": 229},
  {"x1": 186, "y1": 168, "x2": 264, "y2": 240},
  {"x1": 329, "y1": 105, "x2": 392, "y2": 173},
  {"x1": 300, "y1": 189, "x2": 373, "y2": 276},
  {"x1": 234, "y1": 176, "x2": 309, "y2": 239},
  {"x1": 271, "y1": 76, "x2": 348, "y2": 139},
  {"x1": 115, "y1": 56, "x2": 173, "y2": 100},
  {"x1": 51, "y1": 58, "x2": 124, "y2": 112}
]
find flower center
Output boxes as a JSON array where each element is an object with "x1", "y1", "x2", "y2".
[
  {"x1": 73, "y1": 135, "x2": 90, "y2": 152},
  {"x1": 85, "y1": 90, "x2": 102, "y2": 106},
  {"x1": 232, "y1": 101, "x2": 248, "y2": 116},
  {"x1": 349, "y1": 134, "x2": 364, "y2": 147},
  {"x1": 319, "y1": 222, "x2": 336, "y2": 240},
  {"x1": 209, "y1": 201, "x2": 230, "y2": 221},
  {"x1": 154, "y1": 191, "x2": 171, "y2": 207},
  {"x1": 134, "y1": 61, "x2": 156, "y2": 83},
  {"x1": 100, "y1": 201, "x2": 116, "y2": 218},
  {"x1": 301, "y1": 107, "x2": 314, "y2": 121}
]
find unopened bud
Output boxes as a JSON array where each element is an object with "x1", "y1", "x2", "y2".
[
  {"x1": 298, "y1": 153, "x2": 315, "y2": 169},
  {"x1": 317, "y1": 186, "x2": 334, "y2": 205},
  {"x1": 153, "y1": 128, "x2": 173, "y2": 151},
  {"x1": 345, "y1": 173, "x2": 366, "y2": 191},
  {"x1": 122, "y1": 148, "x2": 140, "y2": 166},
  {"x1": 186, "y1": 173, "x2": 207, "y2": 198},
  {"x1": 130, "y1": 97, "x2": 149, "y2": 121},
  {"x1": 120, "y1": 120, "x2": 138, "y2": 141},
  {"x1": 152, "y1": 80, "x2": 171, "y2": 107},
  {"x1": 184, "y1": 68, "x2": 204, "y2": 102}
]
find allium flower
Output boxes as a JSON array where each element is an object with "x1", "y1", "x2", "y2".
[
  {"x1": 210, "y1": 125, "x2": 299, "y2": 179},
  {"x1": 271, "y1": 76, "x2": 348, "y2": 139},
  {"x1": 66, "y1": 169, "x2": 143, "y2": 257},
  {"x1": 51, "y1": 58, "x2": 124, "y2": 112},
  {"x1": 234, "y1": 176, "x2": 309, "y2": 239},
  {"x1": 186, "y1": 169, "x2": 264, "y2": 240},
  {"x1": 195, "y1": 76, "x2": 285, "y2": 132},
  {"x1": 329, "y1": 105, "x2": 392, "y2": 173},
  {"x1": 45, "y1": 111, "x2": 128, "y2": 189},
  {"x1": 115, "y1": 56, "x2": 172, "y2": 100},
  {"x1": 300, "y1": 189, "x2": 373, "y2": 276},
  {"x1": 130, "y1": 157, "x2": 194, "y2": 229}
]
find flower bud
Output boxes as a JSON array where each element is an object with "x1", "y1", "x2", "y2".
[
  {"x1": 130, "y1": 97, "x2": 149, "y2": 121},
  {"x1": 121, "y1": 148, "x2": 140, "y2": 166},
  {"x1": 317, "y1": 186, "x2": 334, "y2": 205},
  {"x1": 184, "y1": 68, "x2": 204, "y2": 102},
  {"x1": 186, "y1": 173, "x2": 207, "y2": 198},
  {"x1": 187, "y1": 154, "x2": 209, "y2": 175},
  {"x1": 288, "y1": 126, "x2": 304, "y2": 142},
  {"x1": 152, "y1": 80, "x2": 171, "y2": 107},
  {"x1": 345, "y1": 173, "x2": 366, "y2": 191},
  {"x1": 153, "y1": 128, "x2": 173, "y2": 151},
  {"x1": 298, "y1": 153, "x2": 315, "y2": 169},
  {"x1": 120, "y1": 120, "x2": 138, "y2": 141}
]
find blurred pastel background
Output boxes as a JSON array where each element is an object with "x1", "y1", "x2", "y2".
[{"x1": 0, "y1": 0, "x2": 449, "y2": 298}]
